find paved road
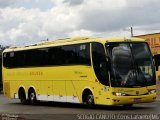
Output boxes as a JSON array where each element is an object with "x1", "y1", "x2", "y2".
[{"x1": 0, "y1": 94, "x2": 160, "y2": 120}]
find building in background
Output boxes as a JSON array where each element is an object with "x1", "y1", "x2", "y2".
[{"x1": 135, "y1": 33, "x2": 160, "y2": 80}]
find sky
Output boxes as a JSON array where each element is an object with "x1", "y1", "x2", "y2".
[{"x1": 0, "y1": 0, "x2": 160, "y2": 46}]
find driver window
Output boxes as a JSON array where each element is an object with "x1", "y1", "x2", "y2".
[{"x1": 92, "y1": 43, "x2": 109, "y2": 86}]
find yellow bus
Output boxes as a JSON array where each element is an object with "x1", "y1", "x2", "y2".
[{"x1": 2, "y1": 37, "x2": 157, "y2": 108}]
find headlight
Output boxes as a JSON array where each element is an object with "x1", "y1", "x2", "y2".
[
  {"x1": 112, "y1": 92, "x2": 126, "y2": 96},
  {"x1": 148, "y1": 89, "x2": 156, "y2": 94}
]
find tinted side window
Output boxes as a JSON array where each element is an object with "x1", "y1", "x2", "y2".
[
  {"x1": 92, "y1": 43, "x2": 109, "y2": 86},
  {"x1": 60, "y1": 43, "x2": 90, "y2": 65},
  {"x1": 3, "y1": 48, "x2": 49, "y2": 68},
  {"x1": 14, "y1": 51, "x2": 25, "y2": 67},
  {"x1": 62, "y1": 45, "x2": 77, "y2": 65},
  {"x1": 3, "y1": 43, "x2": 91, "y2": 68},
  {"x1": 25, "y1": 49, "x2": 48, "y2": 66},
  {"x1": 37, "y1": 48, "x2": 49, "y2": 65},
  {"x1": 3, "y1": 52, "x2": 14, "y2": 68},
  {"x1": 76, "y1": 44, "x2": 90, "y2": 65},
  {"x1": 48, "y1": 47, "x2": 64, "y2": 65}
]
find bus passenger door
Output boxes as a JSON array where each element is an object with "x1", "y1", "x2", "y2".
[{"x1": 92, "y1": 42, "x2": 110, "y2": 104}]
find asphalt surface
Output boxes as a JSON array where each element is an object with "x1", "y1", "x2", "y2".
[{"x1": 0, "y1": 94, "x2": 160, "y2": 120}]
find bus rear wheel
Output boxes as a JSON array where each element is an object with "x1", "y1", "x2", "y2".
[
  {"x1": 29, "y1": 89, "x2": 37, "y2": 105},
  {"x1": 19, "y1": 89, "x2": 28, "y2": 105}
]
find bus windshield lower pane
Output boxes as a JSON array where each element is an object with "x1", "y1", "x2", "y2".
[{"x1": 106, "y1": 42, "x2": 155, "y2": 87}]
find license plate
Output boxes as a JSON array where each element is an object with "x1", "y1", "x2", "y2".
[{"x1": 134, "y1": 98, "x2": 141, "y2": 103}]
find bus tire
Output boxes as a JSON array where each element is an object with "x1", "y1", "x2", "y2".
[
  {"x1": 19, "y1": 88, "x2": 28, "y2": 105},
  {"x1": 83, "y1": 90, "x2": 94, "y2": 108},
  {"x1": 28, "y1": 88, "x2": 37, "y2": 105}
]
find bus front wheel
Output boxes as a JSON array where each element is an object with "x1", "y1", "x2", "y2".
[
  {"x1": 86, "y1": 94, "x2": 94, "y2": 107},
  {"x1": 83, "y1": 91, "x2": 95, "y2": 108},
  {"x1": 28, "y1": 89, "x2": 37, "y2": 105}
]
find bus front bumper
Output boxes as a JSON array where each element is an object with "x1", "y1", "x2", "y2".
[{"x1": 108, "y1": 93, "x2": 156, "y2": 105}]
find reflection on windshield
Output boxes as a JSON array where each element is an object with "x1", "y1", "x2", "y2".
[
  {"x1": 132, "y1": 44, "x2": 154, "y2": 85},
  {"x1": 107, "y1": 43, "x2": 155, "y2": 87}
]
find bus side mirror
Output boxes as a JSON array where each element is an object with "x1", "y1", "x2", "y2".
[
  {"x1": 153, "y1": 56, "x2": 159, "y2": 71},
  {"x1": 155, "y1": 65, "x2": 159, "y2": 71}
]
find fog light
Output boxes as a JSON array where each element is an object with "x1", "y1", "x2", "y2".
[
  {"x1": 112, "y1": 92, "x2": 126, "y2": 96},
  {"x1": 148, "y1": 89, "x2": 156, "y2": 94}
]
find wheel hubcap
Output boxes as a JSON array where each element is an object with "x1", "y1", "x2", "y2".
[
  {"x1": 30, "y1": 93, "x2": 35, "y2": 100},
  {"x1": 87, "y1": 95, "x2": 93, "y2": 104}
]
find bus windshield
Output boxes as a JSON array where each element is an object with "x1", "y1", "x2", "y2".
[{"x1": 106, "y1": 42, "x2": 156, "y2": 87}]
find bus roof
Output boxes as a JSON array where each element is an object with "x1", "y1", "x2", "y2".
[{"x1": 3, "y1": 37, "x2": 145, "y2": 52}]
